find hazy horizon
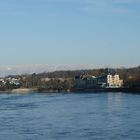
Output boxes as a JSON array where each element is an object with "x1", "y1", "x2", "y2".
[{"x1": 0, "y1": 64, "x2": 139, "y2": 77}]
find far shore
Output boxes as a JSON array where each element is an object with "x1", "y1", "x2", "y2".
[
  {"x1": 0, "y1": 87, "x2": 140, "y2": 94},
  {"x1": 0, "y1": 88, "x2": 38, "y2": 94},
  {"x1": 0, "y1": 88, "x2": 70, "y2": 94},
  {"x1": 11, "y1": 88, "x2": 38, "y2": 93}
]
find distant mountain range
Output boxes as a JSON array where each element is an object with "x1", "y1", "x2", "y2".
[
  {"x1": 0, "y1": 64, "x2": 99, "y2": 77},
  {"x1": 0, "y1": 64, "x2": 134, "y2": 77}
]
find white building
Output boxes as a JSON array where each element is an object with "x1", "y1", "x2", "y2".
[{"x1": 107, "y1": 74, "x2": 123, "y2": 88}]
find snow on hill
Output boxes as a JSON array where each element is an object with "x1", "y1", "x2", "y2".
[{"x1": 0, "y1": 64, "x2": 101, "y2": 77}]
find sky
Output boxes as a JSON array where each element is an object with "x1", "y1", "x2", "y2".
[{"x1": 0, "y1": 0, "x2": 140, "y2": 67}]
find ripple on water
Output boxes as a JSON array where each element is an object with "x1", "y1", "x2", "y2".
[{"x1": 0, "y1": 92, "x2": 140, "y2": 140}]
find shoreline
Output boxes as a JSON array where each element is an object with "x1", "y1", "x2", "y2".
[
  {"x1": 12, "y1": 88, "x2": 38, "y2": 93},
  {"x1": 72, "y1": 87, "x2": 140, "y2": 93},
  {"x1": 0, "y1": 88, "x2": 38, "y2": 94},
  {"x1": 0, "y1": 87, "x2": 140, "y2": 94}
]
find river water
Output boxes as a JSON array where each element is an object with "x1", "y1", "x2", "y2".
[{"x1": 0, "y1": 92, "x2": 140, "y2": 140}]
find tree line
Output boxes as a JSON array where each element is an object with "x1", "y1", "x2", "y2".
[{"x1": 1, "y1": 66, "x2": 140, "y2": 91}]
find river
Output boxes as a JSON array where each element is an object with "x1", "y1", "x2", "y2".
[{"x1": 0, "y1": 92, "x2": 140, "y2": 140}]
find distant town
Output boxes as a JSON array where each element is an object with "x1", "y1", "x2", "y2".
[{"x1": 0, "y1": 66, "x2": 140, "y2": 93}]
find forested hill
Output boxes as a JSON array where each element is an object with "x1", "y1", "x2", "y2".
[
  {"x1": 38, "y1": 66, "x2": 140, "y2": 80},
  {"x1": 29, "y1": 66, "x2": 140, "y2": 87}
]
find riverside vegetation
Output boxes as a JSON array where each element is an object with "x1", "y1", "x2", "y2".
[{"x1": 0, "y1": 66, "x2": 140, "y2": 93}]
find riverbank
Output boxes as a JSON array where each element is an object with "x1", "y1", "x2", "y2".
[
  {"x1": 71, "y1": 87, "x2": 140, "y2": 93},
  {"x1": 11, "y1": 88, "x2": 38, "y2": 93},
  {"x1": 0, "y1": 87, "x2": 140, "y2": 94},
  {"x1": 0, "y1": 88, "x2": 70, "y2": 94},
  {"x1": 38, "y1": 87, "x2": 71, "y2": 93},
  {"x1": 0, "y1": 88, "x2": 38, "y2": 94}
]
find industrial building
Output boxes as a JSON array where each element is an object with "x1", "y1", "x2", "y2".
[{"x1": 74, "y1": 71, "x2": 123, "y2": 89}]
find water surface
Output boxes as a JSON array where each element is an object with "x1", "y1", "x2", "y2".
[{"x1": 0, "y1": 92, "x2": 140, "y2": 140}]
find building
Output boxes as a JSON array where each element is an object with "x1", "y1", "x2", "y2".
[
  {"x1": 107, "y1": 73, "x2": 123, "y2": 88},
  {"x1": 4, "y1": 77, "x2": 21, "y2": 86},
  {"x1": 75, "y1": 74, "x2": 98, "y2": 89},
  {"x1": 74, "y1": 71, "x2": 123, "y2": 89}
]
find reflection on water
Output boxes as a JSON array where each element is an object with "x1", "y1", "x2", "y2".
[{"x1": 0, "y1": 92, "x2": 140, "y2": 140}]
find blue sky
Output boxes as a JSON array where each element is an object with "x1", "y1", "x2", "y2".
[{"x1": 0, "y1": 0, "x2": 140, "y2": 67}]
